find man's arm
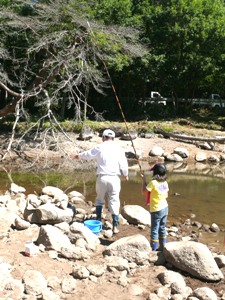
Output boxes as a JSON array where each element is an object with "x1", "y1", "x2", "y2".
[
  {"x1": 119, "y1": 150, "x2": 129, "y2": 180},
  {"x1": 70, "y1": 145, "x2": 100, "y2": 160},
  {"x1": 70, "y1": 153, "x2": 79, "y2": 159}
]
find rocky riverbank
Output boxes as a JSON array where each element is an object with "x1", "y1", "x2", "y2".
[
  {"x1": 0, "y1": 182, "x2": 224, "y2": 299},
  {"x1": 1, "y1": 131, "x2": 225, "y2": 173},
  {"x1": 0, "y1": 129, "x2": 225, "y2": 299}
]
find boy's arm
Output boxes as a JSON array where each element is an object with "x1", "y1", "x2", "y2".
[{"x1": 140, "y1": 172, "x2": 147, "y2": 194}]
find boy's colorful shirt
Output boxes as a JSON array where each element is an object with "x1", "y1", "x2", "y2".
[{"x1": 146, "y1": 179, "x2": 169, "y2": 212}]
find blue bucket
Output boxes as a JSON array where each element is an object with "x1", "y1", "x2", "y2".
[{"x1": 84, "y1": 220, "x2": 102, "y2": 234}]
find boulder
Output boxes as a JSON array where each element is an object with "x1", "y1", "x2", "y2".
[
  {"x1": 35, "y1": 202, "x2": 75, "y2": 224},
  {"x1": 173, "y1": 147, "x2": 189, "y2": 158},
  {"x1": 103, "y1": 234, "x2": 150, "y2": 265},
  {"x1": 36, "y1": 224, "x2": 73, "y2": 251},
  {"x1": 149, "y1": 146, "x2": 164, "y2": 156},
  {"x1": 165, "y1": 153, "x2": 183, "y2": 162},
  {"x1": 164, "y1": 241, "x2": 224, "y2": 281},
  {"x1": 121, "y1": 205, "x2": 150, "y2": 226}
]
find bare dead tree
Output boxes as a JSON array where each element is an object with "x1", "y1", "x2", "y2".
[{"x1": 0, "y1": 0, "x2": 146, "y2": 168}]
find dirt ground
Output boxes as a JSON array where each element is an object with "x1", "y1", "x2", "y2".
[
  {"x1": 1, "y1": 129, "x2": 225, "y2": 299},
  {"x1": 1, "y1": 208, "x2": 225, "y2": 300}
]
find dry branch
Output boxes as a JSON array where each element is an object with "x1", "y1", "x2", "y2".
[{"x1": 157, "y1": 128, "x2": 225, "y2": 144}]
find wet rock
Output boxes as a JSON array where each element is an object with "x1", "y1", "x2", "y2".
[
  {"x1": 192, "y1": 221, "x2": 202, "y2": 229},
  {"x1": 195, "y1": 152, "x2": 207, "y2": 162},
  {"x1": 173, "y1": 147, "x2": 189, "y2": 158},
  {"x1": 208, "y1": 155, "x2": 220, "y2": 163},
  {"x1": 210, "y1": 223, "x2": 220, "y2": 232},
  {"x1": 165, "y1": 153, "x2": 183, "y2": 162},
  {"x1": 197, "y1": 142, "x2": 214, "y2": 150},
  {"x1": 202, "y1": 224, "x2": 211, "y2": 231},
  {"x1": 125, "y1": 149, "x2": 143, "y2": 159}
]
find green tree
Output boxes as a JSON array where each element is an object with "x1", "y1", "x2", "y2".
[{"x1": 141, "y1": 0, "x2": 225, "y2": 102}]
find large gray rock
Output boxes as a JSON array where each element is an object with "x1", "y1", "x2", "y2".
[
  {"x1": 165, "y1": 153, "x2": 183, "y2": 162},
  {"x1": 35, "y1": 202, "x2": 75, "y2": 224},
  {"x1": 149, "y1": 146, "x2": 164, "y2": 156},
  {"x1": 42, "y1": 186, "x2": 64, "y2": 198},
  {"x1": 173, "y1": 147, "x2": 189, "y2": 158},
  {"x1": 69, "y1": 222, "x2": 100, "y2": 250},
  {"x1": 103, "y1": 234, "x2": 150, "y2": 265},
  {"x1": 36, "y1": 224, "x2": 73, "y2": 251},
  {"x1": 164, "y1": 241, "x2": 224, "y2": 281},
  {"x1": 121, "y1": 205, "x2": 150, "y2": 226}
]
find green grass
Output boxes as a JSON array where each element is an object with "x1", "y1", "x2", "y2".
[{"x1": 1, "y1": 113, "x2": 225, "y2": 137}]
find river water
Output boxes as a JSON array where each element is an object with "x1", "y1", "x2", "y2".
[{"x1": 0, "y1": 162, "x2": 225, "y2": 249}]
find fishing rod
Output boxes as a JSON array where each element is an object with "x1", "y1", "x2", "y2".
[{"x1": 87, "y1": 21, "x2": 143, "y2": 173}]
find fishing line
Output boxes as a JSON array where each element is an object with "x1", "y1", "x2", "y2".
[{"x1": 87, "y1": 21, "x2": 143, "y2": 172}]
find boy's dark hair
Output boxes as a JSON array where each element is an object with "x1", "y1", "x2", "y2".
[{"x1": 149, "y1": 163, "x2": 167, "y2": 180}]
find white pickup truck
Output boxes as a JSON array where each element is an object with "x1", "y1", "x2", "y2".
[
  {"x1": 143, "y1": 92, "x2": 225, "y2": 108},
  {"x1": 191, "y1": 94, "x2": 225, "y2": 108},
  {"x1": 141, "y1": 91, "x2": 167, "y2": 106}
]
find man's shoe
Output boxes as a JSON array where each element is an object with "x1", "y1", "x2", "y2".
[{"x1": 113, "y1": 226, "x2": 119, "y2": 234}]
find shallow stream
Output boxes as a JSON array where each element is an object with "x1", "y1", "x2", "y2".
[{"x1": 0, "y1": 162, "x2": 225, "y2": 250}]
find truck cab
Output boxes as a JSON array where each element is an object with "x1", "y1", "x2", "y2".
[
  {"x1": 145, "y1": 91, "x2": 167, "y2": 106},
  {"x1": 209, "y1": 94, "x2": 220, "y2": 100},
  {"x1": 208, "y1": 94, "x2": 224, "y2": 108}
]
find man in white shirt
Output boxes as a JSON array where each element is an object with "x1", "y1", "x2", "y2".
[{"x1": 70, "y1": 129, "x2": 129, "y2": 234}]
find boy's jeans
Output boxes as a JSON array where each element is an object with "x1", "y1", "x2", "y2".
[{"x1": 151, "y1": 206, "x2": 168, "y2": 241}]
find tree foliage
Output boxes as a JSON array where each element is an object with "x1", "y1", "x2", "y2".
[
  {"x1": 141, "y1": 0, "x2": 225, "y2": 99},
  {"x1": 1, "y1": 0, "x2": 225, "y2": 123}
]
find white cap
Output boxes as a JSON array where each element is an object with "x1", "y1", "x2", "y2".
[{"x1": 102, "y1": 129, "x2": 115, "y2": 138}]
